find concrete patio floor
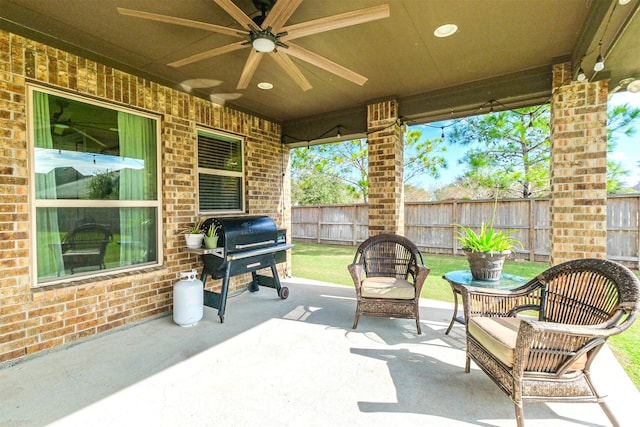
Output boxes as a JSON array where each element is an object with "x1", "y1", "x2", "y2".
[{"x1": 1, "y1": 277, "x2": 638, "y2": 427}]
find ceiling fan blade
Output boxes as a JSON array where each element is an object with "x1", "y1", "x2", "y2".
[
  {"x1": 214, "y1": 0, "x2": 255, "y2": 30},
  {"x1": 271, "y1": 52, "x2": 312, "y2": 92},
  {"x1": 70, "y1": 126, "x2": 108, "y2": 148},
  {"x1": 285, "y1": 43, "x2": 367, "y2": 86},
  {"x1": 237, "y1": 50, "x2": 265, "y2": 89},
  {"x1": 168, "y1": 41, "x2": 247, "y2": 68},
  {"x1": 262, "y1": 0, "x2": 302, "y2": 32},
  {"x1": 117, "y1": 7, "x2": 243, "y2": 37},
  {"x1": 283, "y1": 4, "x2": 390, "y2": 40}
]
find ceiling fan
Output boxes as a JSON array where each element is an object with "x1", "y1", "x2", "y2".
[
  {"x1": 50, "y1": 100, "x2": 109, "y2": 148},
  {"x1": 117, "y1": 0, "x2": 390, "y2": 91}
]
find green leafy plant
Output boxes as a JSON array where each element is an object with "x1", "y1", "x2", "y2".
[
  {"x1": 456, "y1": 222, "x2": 523, "y2": 253},
  {"x1": 181, "y1": 219, "x2": 203, "y2": 235},
  {"x1": 205, "y1": 224, "x2": 220, "y2": 238}
]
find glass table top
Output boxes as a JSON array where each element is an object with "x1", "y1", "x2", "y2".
[{"x1": 443, "y1": 270, "x2": 528, "y2": 290}]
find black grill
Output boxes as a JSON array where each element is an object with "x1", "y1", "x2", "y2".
[
  {"x1": 198, "y1": 215, "x2": 292, "y2": 323},
  {"x1": 203, "y1": 215, "x2": 277, "y2": 258}
]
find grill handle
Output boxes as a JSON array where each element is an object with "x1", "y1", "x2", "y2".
[{"x1": 234, "y1": 240, "x2": 276, "y2": 250}]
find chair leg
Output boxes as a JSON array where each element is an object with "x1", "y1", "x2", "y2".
[
  {"x1": 515, "y1": 402, "x2": 525, "y2": 427},
  {"x1": 465, "y1": 355, "x2": 470, "y2": 373},
  {"x1": 415, "y1": 307, "x2": 422, "y2": 334},
  {"x1": 353, "y1": 313, "x2": 360, "y2": 329},
  {"x1": 599, "y1": 400, "x2": 620, "y2": 427}
]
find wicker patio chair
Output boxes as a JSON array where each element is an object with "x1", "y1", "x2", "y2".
[
  {"x1": 61, "y1": 223, "x2": 113, "y2": 273},
  {"x1": 348, "y1": 234, "x2": 430, "y2": 334},
  {"x1": 460, "y1": 258, "x2": 640, "y2": 427}
]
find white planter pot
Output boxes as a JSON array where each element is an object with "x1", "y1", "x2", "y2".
[{"x1": 185, "y1": 233, "x2": 205, "y2": 249}]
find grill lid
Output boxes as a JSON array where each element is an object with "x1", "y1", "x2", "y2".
[{"x1": 202, "y1": 216, "x2": 277, "y2": 254}]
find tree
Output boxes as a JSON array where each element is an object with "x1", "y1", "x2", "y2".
[
  {"x1": 291, "y1": 170, "x2": 357, "y2": 205},
  {"x1": 447, "y1": 102, "x2": 640, "y2": 198},
  {"x1": 290, "y1": 129, "x2": 446, "y2": 204},
  {"x1": 291, "y1": 139, "x2": 368, "y2": 202},
  {"x1": 448, "y1": 105, "x2": 551, "y2": 199},
  {"x1": 87, "y1": 170, "x2": 119, "y2": 199},
  {"x1": 404, "y1": 128, "x2": 448, "y2": 185}
]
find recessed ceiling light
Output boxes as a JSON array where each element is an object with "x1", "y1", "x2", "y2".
[
  {"x1": 258, "y1": 82, "x2": 273, "y2": 90},
  {"x1": 434, "y1": 23, "x2": 458, "y2": 38}
]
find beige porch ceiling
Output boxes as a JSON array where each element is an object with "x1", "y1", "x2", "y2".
[{"x1": 1, "y1": 0, "x2": 638, "y2": 142}]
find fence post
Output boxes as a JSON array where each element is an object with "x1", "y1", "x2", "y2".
[
  {"x1": 317, "y1": 206, "x2": 321, "y2": 244},
  {"x1": 529, "y1": 199, "x2": 535, "y2": 261},
  {"x1": 352, "y1": 205, "x2": 357, "y2": 245},
  {"x1": 452, "y1": 201, "x2": 458, "y2": 256}
]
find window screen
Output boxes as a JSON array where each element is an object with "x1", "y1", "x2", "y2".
[{"x1": 197, "y1": 130, "x2": 244, "y2": 212}]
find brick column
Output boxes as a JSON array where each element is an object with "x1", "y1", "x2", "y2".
[
  {"x1": 367, "y1": 99, "x2": 404, "y2": 236},
  {"x1": 549, "y1": 62, "x2": 608, "y2": 265}
]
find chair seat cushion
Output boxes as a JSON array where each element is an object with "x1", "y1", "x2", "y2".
[
  {"x1": 469, "y1": 317, "x2": 521, "y2": 367},
  {"x1": 361, "y1": 276, "x2": 415, "y2": 299},
  {"x1": 468, "y1": 317, "x2": 587, "y2": 371}
]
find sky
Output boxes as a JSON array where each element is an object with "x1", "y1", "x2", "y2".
[
  {"x1": 409, "y1": 91, "x2": 640, "y2": 191},
  {"x1": 35, "y1": 147, "x2": 144, "y2": 176}
]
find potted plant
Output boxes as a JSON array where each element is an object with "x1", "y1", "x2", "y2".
[
  {"x1": 456, "y1": 222, "x2": 523, "y2": 281},
  {"x1": 182, "y1": 219, "x2": 204, "y2": 249},
  {"x1": 203, "y1": 223, "x2": 220, "y2": 249}
]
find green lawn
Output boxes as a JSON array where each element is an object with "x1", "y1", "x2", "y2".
[{"x1": 291, "y1": 242, "x2": 640, "y2": 389}]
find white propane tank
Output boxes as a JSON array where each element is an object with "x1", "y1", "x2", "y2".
[{"x1": 173, "y1": 269, "x2": 204, "y2": 327}]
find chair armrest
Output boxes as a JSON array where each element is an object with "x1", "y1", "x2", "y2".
[
  {"x1": 413, "y1": 265, "x2": 430, "y2": 297},
  {"x1": 348, "y1": 263, "x2": 365, "y2": 289},
  {"x1": 525, "y1": 319, "x2": 623, "y2": 339},
  {"x1": 511, "y1": 319, "x2": 617, "y2": 377}
]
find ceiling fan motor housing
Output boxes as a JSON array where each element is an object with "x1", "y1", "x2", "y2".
[{"x1": 252, "y1": 0, "x2": 276, "y2": 26}]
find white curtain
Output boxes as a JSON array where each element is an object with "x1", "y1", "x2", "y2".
[
  {"x1": 34, "y1": 91, "x2": 63, "y2": 277},
  {"x1": 118, "y1": 112, "x2": 156, "y2": 264}
]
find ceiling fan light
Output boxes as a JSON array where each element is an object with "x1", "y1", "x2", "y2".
[
  {"x1": 253, "y1": 36, "x2": 276, "y2": 52},
  {"x1": 434, "y1": 23, "x2": 458, "y2": 38}
]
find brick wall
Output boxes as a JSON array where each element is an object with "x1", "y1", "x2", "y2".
[
  {"x1": 367, "y1": 99, "x2": 404, "y2": 235},
  {"x1": 549, "y1": 62, "x2": 608, "y2": 265},
  {"x1": 0, "y1": 30, "x2": 290, "y2": 363}
]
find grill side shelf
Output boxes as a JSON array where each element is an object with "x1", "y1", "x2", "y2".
[
  {"x1": 184, "y1": 247, "x2": 224, "y2": 258},
  {"x1": 184, "y1": 244, "x2": 292, "y2": 259}
]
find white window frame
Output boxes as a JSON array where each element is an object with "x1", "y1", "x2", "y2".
[
  {"x1": 197, "y1": 128, "x2": 245, "y2": 214},
  {"x1": 28, "y1": 85, "x2": 163, "y2": 287}
]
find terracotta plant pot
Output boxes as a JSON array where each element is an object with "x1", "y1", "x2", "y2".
[{"x1": 464, "y1": 249, "x2": 511, "y2": 281}]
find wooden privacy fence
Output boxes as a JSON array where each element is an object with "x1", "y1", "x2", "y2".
[{"x1": 291, "y1": 194, "x2": 640, "y2": 269}]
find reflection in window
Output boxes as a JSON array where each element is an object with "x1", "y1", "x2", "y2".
[{"x1": 31, "y1": 88, "x2": 160, "y2": 283}]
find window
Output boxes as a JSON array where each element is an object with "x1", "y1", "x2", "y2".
[
  {"x1": 30, "y1": 87, "x2": 161, "y2": 284},
  {"x1": 197, "y1": 129, "x2": 244, "y2": 212}
]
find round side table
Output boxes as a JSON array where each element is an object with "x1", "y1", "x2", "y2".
[{"x1": 442, "y1": 270, "x2": 527, "y2": 334}]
